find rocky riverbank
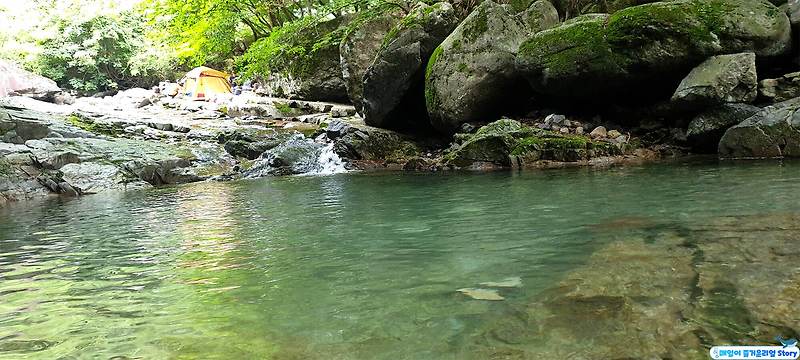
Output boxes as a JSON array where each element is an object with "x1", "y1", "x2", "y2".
[
  {"x1": 0, "y1": 83, "x2": 668, "y2": 206},
  {"x1": 5, "y1": 0, "x2": 800, "y2": 205}
]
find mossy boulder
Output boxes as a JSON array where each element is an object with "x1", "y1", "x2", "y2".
[
  {"x1": 425, "y1": 0, "x2": 559, "y2": 133},
  {"x1": 443, "y1": 119, "x2": 619, "y2": 167},
  {"x1": 719, "y1": 97, "x2": 800, "y2": 158},
  {"x1": 516, "y1": 0, "x2": 792, "y2": 104},
  {"x1": 672, "y1": 52, "x2": 758, "y2": 109},
  {"x1": 549, "y1": 0, "x2": 661, "y2": 19},
  {"x1": 262, "y1": 17, "x2": 352, "y2": 102},
  {"x1": 339, "y1": 12, "x2": 401, "y2": 114},
  {"x1": 361, "y1": 2, "x2": 460, "y2": 132}
]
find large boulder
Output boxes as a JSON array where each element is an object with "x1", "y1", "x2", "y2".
[
  {"x1": 516, "y1": 0, "x2": 792, "y2": 104},
  {"x1": 340, "y1": 12, "x2": 401, "y2": 115},
  {"x1": 686, "y1": 103, "x2": 761, "y2": 153},
  {"x1": 0, "y1": 60, "x2": 62, "y2": 101},
  {"x1": 718, "y1": 97, "x2": 800, "y2": 158},
  {"x1": 425, "y1": 0, "x2": 559, "y2": 133},
  {"x1": 759, "y1": 71, "x2": 800, "y2": 103},
  {"x1": 361, "y1": 2, "x2": 460, "y2": 132},
  {"x1": 671, "y1": 53, "x2": 757, "y2": 108},
  {"x1": 261, "y1": 17, "x2": 351, "y2": 102}
]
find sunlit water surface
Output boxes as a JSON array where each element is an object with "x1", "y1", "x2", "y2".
[{"x1": 1, "y1": 160, "x2": 800, "y2": 359}]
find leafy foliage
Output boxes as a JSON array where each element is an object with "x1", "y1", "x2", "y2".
[{"x1": 36, "y1": 12, "x2": 173, "y2": 93}]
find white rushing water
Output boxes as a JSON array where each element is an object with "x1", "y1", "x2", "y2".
[{"x1": 307, "y1": 142, "x2": 348, "y2": 175}]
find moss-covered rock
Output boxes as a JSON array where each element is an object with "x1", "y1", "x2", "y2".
[
  {"x1": 260, "y1": 17, "x2": 353, "y2": 102},
  {"x1": 443, "y1": 119, "x2": 619, "y2": 167},
  {"x1": 516, "y1": 0, "x2": 792, "y2": 104},
  {"x1": 425, "y1": 0, "x2": 559, "y2": 133},
  {"x1": 361, "y1": 2, "x2": 460, "y2": 132}
]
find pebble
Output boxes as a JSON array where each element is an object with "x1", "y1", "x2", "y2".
[
  {"x1": 607, "y1": 130, "x2": 622, "y2": 138},
  {"x1": 559, "y1": 127, "x2": 569, "y2": 134},
  {"x1": 590, "y1": 126, "x2": 608, "y2": 138},
  {"x1": 575, "y1": 126, "x2": 584, "y2": 135}
]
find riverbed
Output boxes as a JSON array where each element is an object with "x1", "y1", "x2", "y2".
[{"x1": 1, "y1": 160, "x2": 799, "y2": 359}]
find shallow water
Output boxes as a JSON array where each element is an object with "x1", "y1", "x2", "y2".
[{"x1": 1, "y1": 159, "x2": 800, "y2": 359}]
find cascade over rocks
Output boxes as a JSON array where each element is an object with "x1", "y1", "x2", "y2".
[
  {"x1": 361, "y1": 2, "x2": 460, "y2": 132},
  {"x1": 671, "y1": 53, "x2": 757, "y2": 109},
  {"x1": 340, "y1": 12, "x2": 401, "y2": 115},
  {"x1": 719, "y1": 97, "x2": 800, "y2": 158},
  {"x1": 425, "y1": 0, "x2": 559, "y2": 133},
  {"x1": 516, "y1": 0, "x2": 792, "y2": 105}
]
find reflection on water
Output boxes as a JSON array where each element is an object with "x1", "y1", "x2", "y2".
[{"x1": 1, "y1": 160, "x2": 800, "y2": 358}]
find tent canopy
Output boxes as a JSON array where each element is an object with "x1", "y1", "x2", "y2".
[{"x1": 182, "y1": 66, "x2": 231, "y2": 100}]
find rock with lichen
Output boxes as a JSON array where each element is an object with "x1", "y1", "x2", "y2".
[
  {"x1": 516, "y1": 0, "x2": 791, "y2": 104},
  {"x1": 361, "y1": 2, "x2": 460, "y2": 132},
  {"x1": 425, "y1": 0, "x2": 559, "y2": 133}
]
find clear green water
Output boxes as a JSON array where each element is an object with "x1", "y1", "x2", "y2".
[{"x1": 1, "y1": 160, "x2": 800, "y2": 359}]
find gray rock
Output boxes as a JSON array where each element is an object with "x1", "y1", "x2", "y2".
[
  {"x1": 245, "y1": 137, "x2": 325, "y2": 176},
  {"x1": 328, "y1": 118, "x2": 421, "y2": 162},
  {"x1": 362, "y1": 2, "x2": 460, "y2": 131},
  {"x1": 719, "y1": 97, "x2": 800, "y2": 158},
  {"x1": 0, "y1": 60, "x2": 62, "y2": 101},
  {"x1": 672, "y1": 53, "x2": 757, "y2": 108},
  {"x1": 516, "y1": 0, "x2": 791, "y2": 103},
  {"x1": 687, "y1": 103, "x2": 761, "y2": 153},
  {"x1": 590, "y1": 126, "x2": 607, "y2": 138},
  {"x1": 759, "y1": 71, "x2": 800, "y2": 103},
  {"x1": 340, "y1": 12, "x2": 401, "y2": 114},
  {"x1": 427, "y1": 1, "x2": 558, "y2": 133},
  {"x1": 519, "y1": 0, "x2": 560, "y2": 31}
]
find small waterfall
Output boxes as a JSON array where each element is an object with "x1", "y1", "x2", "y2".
[{"x1": 308, "y1": 142, "x2": 348, "y2": 175}]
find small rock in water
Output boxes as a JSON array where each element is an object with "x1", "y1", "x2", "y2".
[
  {"x1": 590, "y1": 126, "x2": 607, "y2": 138},
  {"x1": 457, "y1": 288, "x2": 504, "y2": 301},
  {"x1": 480, "y1": 276, "x2": 523, "y2": 288}
]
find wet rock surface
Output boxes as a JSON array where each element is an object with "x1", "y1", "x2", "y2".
[{"x1": 463, "y1": 212, "x2": 800, "y2": 359}]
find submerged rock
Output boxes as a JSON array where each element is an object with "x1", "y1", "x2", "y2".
[
  {"x1": 426, "y1": 0, "x2": 558, "y2": 133},
  {"x1": 672, "y1": 53, "x2": 758, "y2": 108},
  {"x1": 480, "y1": 276, "x2": 523, "y2": 288},
  {"x1": 718, "y1": 97, "x2": 800, "y2": 158},
  {"x1": 361, "y1": 2, "x2": 460, "y2": 131},
  {"x1": 457, "y1": 288, "x2": 505, "y2": 301},
  {"x1": 516, "y1": 0, "x2": 791, "y2": 104},
  {"x1": 686, "y1": 103, "x2": 760, "y2": 153}
]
